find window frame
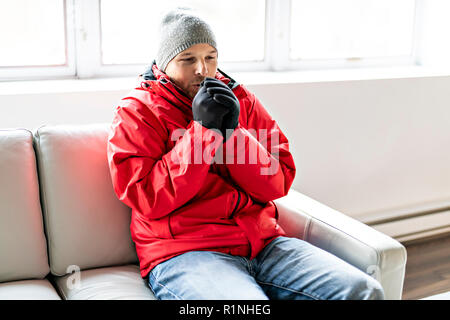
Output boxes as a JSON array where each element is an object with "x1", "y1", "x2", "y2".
[
  {"x1": 285, "y1": 0, "x2": 421, "y2": 71},
  {"x1": 0, "y1": 0, "x2": 76, "y2": 81},
  {"x1": 92, "y1": 0, "x2": 272, "y2": 76},
  {"x1": 0, "y1": 0, "x2": 421, "y2": 81}
]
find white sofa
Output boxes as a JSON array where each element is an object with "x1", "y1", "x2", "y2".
[{"x1": 0, "y1": 124, "x2": 407, "y2": 300}]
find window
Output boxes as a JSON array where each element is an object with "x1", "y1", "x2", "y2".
[
  {"x1": 0, "y1": 0, "x2": 420, "y2": 80},
  {"x1": 290, "y1": 0, "x2": 417, "y2": 60},
  {"x1": 0, "y1": 0, "x2": 75, "y2": 80},
  {"x1": 0, "y1": 0, "x2": 66, "y2": 66},
  {"x1": 100, "y1": 0, "x2": 266, "y2": 65}
]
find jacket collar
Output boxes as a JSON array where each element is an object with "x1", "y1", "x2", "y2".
[{"x1": 138, "y1": 61, "x2": 238, "y2": 112}]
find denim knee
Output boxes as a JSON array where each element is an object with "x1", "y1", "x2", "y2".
[
  {"x1": 365, "y1": 278, "x2": 385, "y2": 300},
  {"x1": 349, "y1": 275, "x2": 385, "y2": 300}
]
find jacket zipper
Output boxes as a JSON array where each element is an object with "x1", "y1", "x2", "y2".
[{"x1": 218, "y1": 68, "x2": 238, "y2": 90}]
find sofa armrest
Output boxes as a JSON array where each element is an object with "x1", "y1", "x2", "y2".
[{"x1": 273, "y1": 189, "x2": 407, "y2": 300}]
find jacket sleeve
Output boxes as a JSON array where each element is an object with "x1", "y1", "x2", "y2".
[
  {"x1": 223, "y1": 90, "x2": 296, "y2": 203},
  {"x1": 107, "y1": 99, "x2": 223, "y2": 220}
]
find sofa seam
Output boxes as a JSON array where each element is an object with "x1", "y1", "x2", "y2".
[
  {"x1": 32, "y1": 126, "x2": 62, "y2": 277},
  {"x1": 303, "y1": 216, "x2": 312, "y2": 242},
  {"x1": 46, "y1": 274, "x2": 67, "y2": 300},
  {"x1": 25, "y1": 128, "x2": 53, "y2": 281}
]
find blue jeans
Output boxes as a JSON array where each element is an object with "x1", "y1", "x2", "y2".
[{"x1": 148, "y1": 236, "x2": 385, "y2": 300}]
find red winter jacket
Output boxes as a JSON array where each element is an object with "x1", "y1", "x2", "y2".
[{"x1": 107, "y1": 64, "x2": 296, "y2": 278}]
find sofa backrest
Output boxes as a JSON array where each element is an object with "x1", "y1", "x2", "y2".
[
  {"x1": 0, "y1": 129, "x2": 50, "y2": 283},
  {"x1": 33, "y1": 124, "x2": 137, "y2": 276}
]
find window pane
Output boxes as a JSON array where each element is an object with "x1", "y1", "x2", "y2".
[
  {"x1": 0, "y1": 0, "x2": 66, "y2": 67},
  {"x1": 290, "y1": 0, "x2": 416, "y2": 60},
  {"x1": 100, "y1": 0, "x2": 265, "y2": 65}
]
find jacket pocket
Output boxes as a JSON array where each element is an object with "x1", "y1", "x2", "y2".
[{"x1": 149, "y1": 215, "x2": 173, "y2": 239}]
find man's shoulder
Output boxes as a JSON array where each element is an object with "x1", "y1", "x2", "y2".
[
  {"x1": 117, "y1": 85, "x2": 191, "y2": 135},
  {"x1": 217, "y1": 69, "x2": 255, "y2": 102},
  {"x1": 233, "y1": 83, "x2": 258, "y2": 114},
  {"x1": 114, "y1": 88, "x2": 168, "y2": 126},
  {"x1": 234, "y1": 83, "x2": 254, "y2": 99},
  {"x1": 119, "y1": 86, "x2": 171, "y2": 115}
]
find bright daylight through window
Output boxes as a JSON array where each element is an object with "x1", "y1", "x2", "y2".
[
  {"x1": 0, "y1": 0, "x2": 66, "y2": 67},
  {"x1": 100, "y1": 0, "x2": 265, "y2": 65},
  {"x1": 290, "y1": 0, "x2": 417, "y2": 60},
  {"x1": 0, "y1": 0, "x2": 419, "y2": 80}
]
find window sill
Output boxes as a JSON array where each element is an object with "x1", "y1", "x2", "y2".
[
  {"x1": 233, "y1": 65, "x2": 450, "y2": 85},
  {"x1": 1, "y1": 66, "x2": 450, "y2": 96}
]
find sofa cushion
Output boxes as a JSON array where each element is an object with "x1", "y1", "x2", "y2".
[
  {"x1": 0, "y1": 129, "x2": 50, "y2": 283},
  {"x1": 53, "y1": 264, "x2": 155, "y2": 300},
  {"x1": 0, "y1": 279, "x2": 61, "y2": 300},
  {"x1": 33, "y1": 124, "x2": 138, "y2": 276}
]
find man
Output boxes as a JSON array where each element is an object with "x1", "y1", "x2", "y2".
[{"x1": 107, "y1": 8, "x2": 384, "y2": 300}]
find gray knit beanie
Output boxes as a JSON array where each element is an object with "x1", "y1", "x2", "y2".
[{"x1": 155, "y1": 8, "x2": 217, "y2": 72}]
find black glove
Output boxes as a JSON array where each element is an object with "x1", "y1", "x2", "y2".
[
  {"x1": 201, "y1": 78, "x2": 240, "y2": 141},
  {"x1": 192, "y1": 79, "x2": 230, "y2": 136}
]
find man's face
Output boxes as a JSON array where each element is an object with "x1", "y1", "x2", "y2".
[{"x1": 165, "y1": 43, "x2": 218, "y2": 99}]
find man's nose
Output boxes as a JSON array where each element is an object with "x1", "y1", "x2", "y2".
[{"x1": 195, "y1": 59, "x2": 208, "y2": 76}]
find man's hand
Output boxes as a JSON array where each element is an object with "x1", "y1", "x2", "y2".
[
  {"x1": 202, "y1": 78, "x2": 240, "y2": 141},
  {"x1": 192, "y1": 79, "x2": 230, "y2": 136}
]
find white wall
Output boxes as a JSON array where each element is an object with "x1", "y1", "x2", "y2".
[
  {"x1": 250, "y1": 75, "x2": 450, "y2": 220},
  {"x1": 0, "y1": 90, "x2": 125, "y2": 130},
  {"x1": 1, "y1": 73, "x2": 450, "y2": 221}
]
